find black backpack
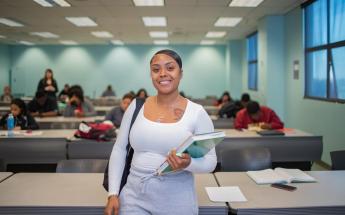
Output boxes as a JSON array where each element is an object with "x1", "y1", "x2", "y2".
[{"x1": 102, "y1": 98, "x2": 145, "y2": 192}]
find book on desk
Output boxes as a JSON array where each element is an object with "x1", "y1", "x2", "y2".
[{"x1": 247, "y1": 168, "x2": 317, "y2": 184}]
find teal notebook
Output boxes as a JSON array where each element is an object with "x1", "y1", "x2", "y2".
[{"x1": 156, "y1": 131, "x2": 225, "y2": 175}]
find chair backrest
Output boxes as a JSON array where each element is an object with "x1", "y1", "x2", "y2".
[
  {"x1": 56, "y1": 159, "x2": 108, "y2": 173},
  {"x1": 0, "y1": 158, "x2": 6, "y2": 172},
  {"x1": 220, "y1": 147, "x2": 272, "y2": 172},
  {"x1": 330, "y1": 150, "x2": 345, "y2": 170}
]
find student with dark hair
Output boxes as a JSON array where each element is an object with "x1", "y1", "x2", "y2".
[
  {"x1": 27, "y1": 91, "x2": 58, "y2": 117},
  {"x1": 63, "y1": 85, "x2": 96, "y2": 117},
  {"x1": 234, "y1": 101, "x2": 284, "y2": 129},
  {"x1": 105, "y1": 49, "x2": 216, "y2": 215},
  {"x1": 58, "y1": 84, "x2": 70, "y2": 103},
  {"x1": 217, "y1": 91, "x2": 232, "y2": 108},
  {"x1": 136, "y1": 88, "x2": 148, "y2": 99},
  {"x1": 102, "y1": 85, "x2": 116, "y2": 97},
  {"x1": 0, "y1": 98, "x2": 39, "y2": 130},
  {"x1": 37, "y1": 68, "x2": 59, "y2": 98},
  {"x1": 105, "y1": 93, "x2": 134, "y2": 128},
  {"x1": 241, "y1": 93, "x2": 251, "y2": 108}
]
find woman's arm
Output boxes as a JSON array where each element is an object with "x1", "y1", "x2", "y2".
[
  {"x1": 108, "y1": 99, "x2": 136, "y2": 196},
  {"x1": 184, "y1": 106, "x2": 217, "y2": 173}
]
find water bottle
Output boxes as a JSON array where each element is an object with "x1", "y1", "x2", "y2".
[{"x1": 7, "y1": 113, "x2": 14, "y2": 137}]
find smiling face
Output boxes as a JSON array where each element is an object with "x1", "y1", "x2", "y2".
[{"x1": 150, "y1": 54, "x2": 182, "y2": 95}]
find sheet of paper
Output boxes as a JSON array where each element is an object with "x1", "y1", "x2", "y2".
[{"x1": 205, "y1": 186, "x2": 247, "y2": 202}]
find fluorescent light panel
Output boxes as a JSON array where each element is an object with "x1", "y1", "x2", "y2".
[
  {"x1": 60, "y1": 40, "x2": 78, "y2": 45},
  {"x1": 205, "y1": 31, "x2": 226, "y2": 38},
  {"x1": 214, "y1": 17, "x2": 242, "y2": 27},
  {"x1": 33, "y1": 0, "x2": 53, "y2": 7},
  {"x1": 19, "y1": 41, "x2": 34, "y2": 45},
  {"x1": 91, "y1": 31, "x2": 113, "y2": 38},
  {"x1": 53, "y1": 0, "x2": 71, "y2": 7},
  {"x1": 133, "y1": 0, "x2": 164, "y2": 6},
  {"x1": 111, "y1": 40, "x2": 124, "y2": 45},
  {"x1": 200, "y1": 40, "x2": 216, "y2": 45},
  {"x1": 66, "y1": 17, "x2": 98, "y2": 27},
  {"x1": 0, "y1": 18, "x2": 24, "y2": 27},
  {"x1": 153, "y1": 40, "x2": 169, "y2": 45},
  {"x1": 30, "y1": 32, "x2": 59, "y2": 38},
  {"x1": 34, "y1": 0, "x2": 71, "y2": 7},
  {"x1": 142, "y1": 17, "x2": 167, "y2": 26},
  {"x1": 229, "y1": 0, "x2": 264, "y2": 7},
  {"x1": 149, "y1": 31, "x2": 168, "y2": 38}
]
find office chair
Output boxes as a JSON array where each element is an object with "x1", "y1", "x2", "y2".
[
  {"x1": 220, "y1": 147, "x2": 272, "y2": 171},
  {"x1": 330, "y1": 150, "x2": 345, "y2": 170},
  {"x1": 56, "y1": 159, "x2": 108, "y2": 173}
]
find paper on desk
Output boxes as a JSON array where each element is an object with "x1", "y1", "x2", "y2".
[{"x1": 205, "y1": 186, "x2": 247, "y2": 202}]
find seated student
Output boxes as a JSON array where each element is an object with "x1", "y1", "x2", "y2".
[
  {"x1": 136, "y1": 88, "x2": 148, "y2": 99},
  {"x1": 240, "y1": 93, "x2": 251, "y2": 108},
  {"x1": 102, "y1": 85, "x2": 116, "y2": 97},
  {"x1": 0, "y1": 86, "x2": 13, "y2": 103},
  {"x1": 217, "y1": 91, "x2": 232, "y2": 108},
  {"x1": 234, "y1": 101, "x2": 284, "y2": 130},
  {"x1": 64, "y1": 85, "x2": 96, "y2": 117},
  {"x1": 218, "y1": 92, "x2": 249, "y2": 118},
  {"x1": 58, "y1": 84, "x2": 69, "y2": 103},
  {"x1": 0, "y1": 98, "x2": 39, "y2": 130},
  {"x1": 104, "y1": 93, "x2": 134, "y2": 128},
  {"x1": 27, "y1": 91, "x2": 58, "y2": 117}
]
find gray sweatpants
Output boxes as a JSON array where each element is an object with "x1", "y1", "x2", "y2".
[{"x1": 119, "y1": 167, "x2": 198, "y2": 215}]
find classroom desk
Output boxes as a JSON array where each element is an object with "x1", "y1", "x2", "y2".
[
  {"x1": 0, "y1": 173, "x2": 107, "y2": 214},
  {"x1": 0, "y1": 173, "x2": 227, "y2": 215},
  {"x1": 215, "y1": 129, "x2": 322, "y2": 164},
  {"x1": 0, "y1": 172, "x2": 13, "y2": 183},
  {"x1": 0, "y1": 130, "x2": 74, "y2": 164},
  {"x1": 212, "y1": 117, "x2": 234, "y2": 129},
  {"x1": 94, "y1": 106, "x2": 114, "y2": 116},
  {"x1": 214, "y1": 171, "x2": 345, "y2": 215},
  {"x1": 36, "y1": 116, "x2": 104, "y2": 129},
  {"x1": 204, "y1": 105, "x2": 219, "y2": 115},
  {"x1": 0, "y1": 101, "x2": 11, "y2": 107},
  {"x1": 195, "y1": 174, "x2": 228, "y2": 215},
  {"x1": 67, "y1": 138, "x2": 114, "y2": 159},
  {"x1": 0, "y1": 106, "x2": 9, "y2": 116}
]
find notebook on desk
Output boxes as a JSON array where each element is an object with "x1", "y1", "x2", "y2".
[{"x1": 257, "y1": 130, "x2": 285, "y2": 136}]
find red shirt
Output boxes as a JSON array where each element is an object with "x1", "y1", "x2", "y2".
[{"x1": 234, "y1": 106, "x2": 284, "y2": 129}]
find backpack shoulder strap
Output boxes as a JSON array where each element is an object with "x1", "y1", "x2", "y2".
[{"x1": 129, "y1": 98, "x2": 145, "y2": 130}]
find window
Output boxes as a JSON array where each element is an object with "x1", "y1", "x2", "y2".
[
  {"x1": 304, "y1": 0, "x2": 345, "y2": 101},
  {"x1": 247, "y1": 32, "x2": 258, "y2": 90}
]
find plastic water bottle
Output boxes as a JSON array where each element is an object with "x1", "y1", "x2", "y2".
[{"x1": 7, "y1": 113, "x2": 14, "y2": 137}]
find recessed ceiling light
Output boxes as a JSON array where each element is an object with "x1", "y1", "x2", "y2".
[
  {"x1": 149, "y1": 31, "x2": 168, "y2": 38},
  {"x1": 60, "y1": 40, "x2": 78, "y2": 45},
  {"x1": 0, "y1": 35, "x2": 6, "y2": 38},
  {"x1": 19, "y1": 41, "x2": 35, "y2": 45},
  {"x1": 214, "y1": 17, "x2": 242, "y2": 27},
  {"x1": 33, "y1": 0, "x2": 71, "y2": 7},
  {"x1": 153, "y1": 40, "x2": 169, "y2": 45},
  {"x1": 30, "y1": 32, "x2": 59, "y2": 38},
  {"x1": 200, "y1": 40, "x2": 216, "y2": 45},
  {"x1": 91, "y1": 31, "x2": 113, "y2": 38},
  {"x1": 66, "y1": 17, "x2": 98, "y2": 27},
  {"x1": 229, "y1": 0, "x2": 264, "y2": 7},
  {"x1": 205, "y1": 31, "x2": 226, "y2": 38},
  {"x1": 133, "y1": 0, "x2": 164, "y2": 6},
  {"x1": 0, "y1": 18, "x2": 24, "y2": 27},
  {"x1": 33, "y1": 0, "x2": 53, "y2": 7},
  {"x1": 142, "y1": 17, "x2": 167, "y2": 27},
  {"x1": 111, "y1": 40, "x2": 124, "y2": 45}
]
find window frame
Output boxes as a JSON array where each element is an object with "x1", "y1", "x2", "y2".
[
  {"x1": 304, "y1": 0, "x2": 345, "y2": 103},
  {"x1": 247, "y1": 31, "x2": 258, "y2": 91}
]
